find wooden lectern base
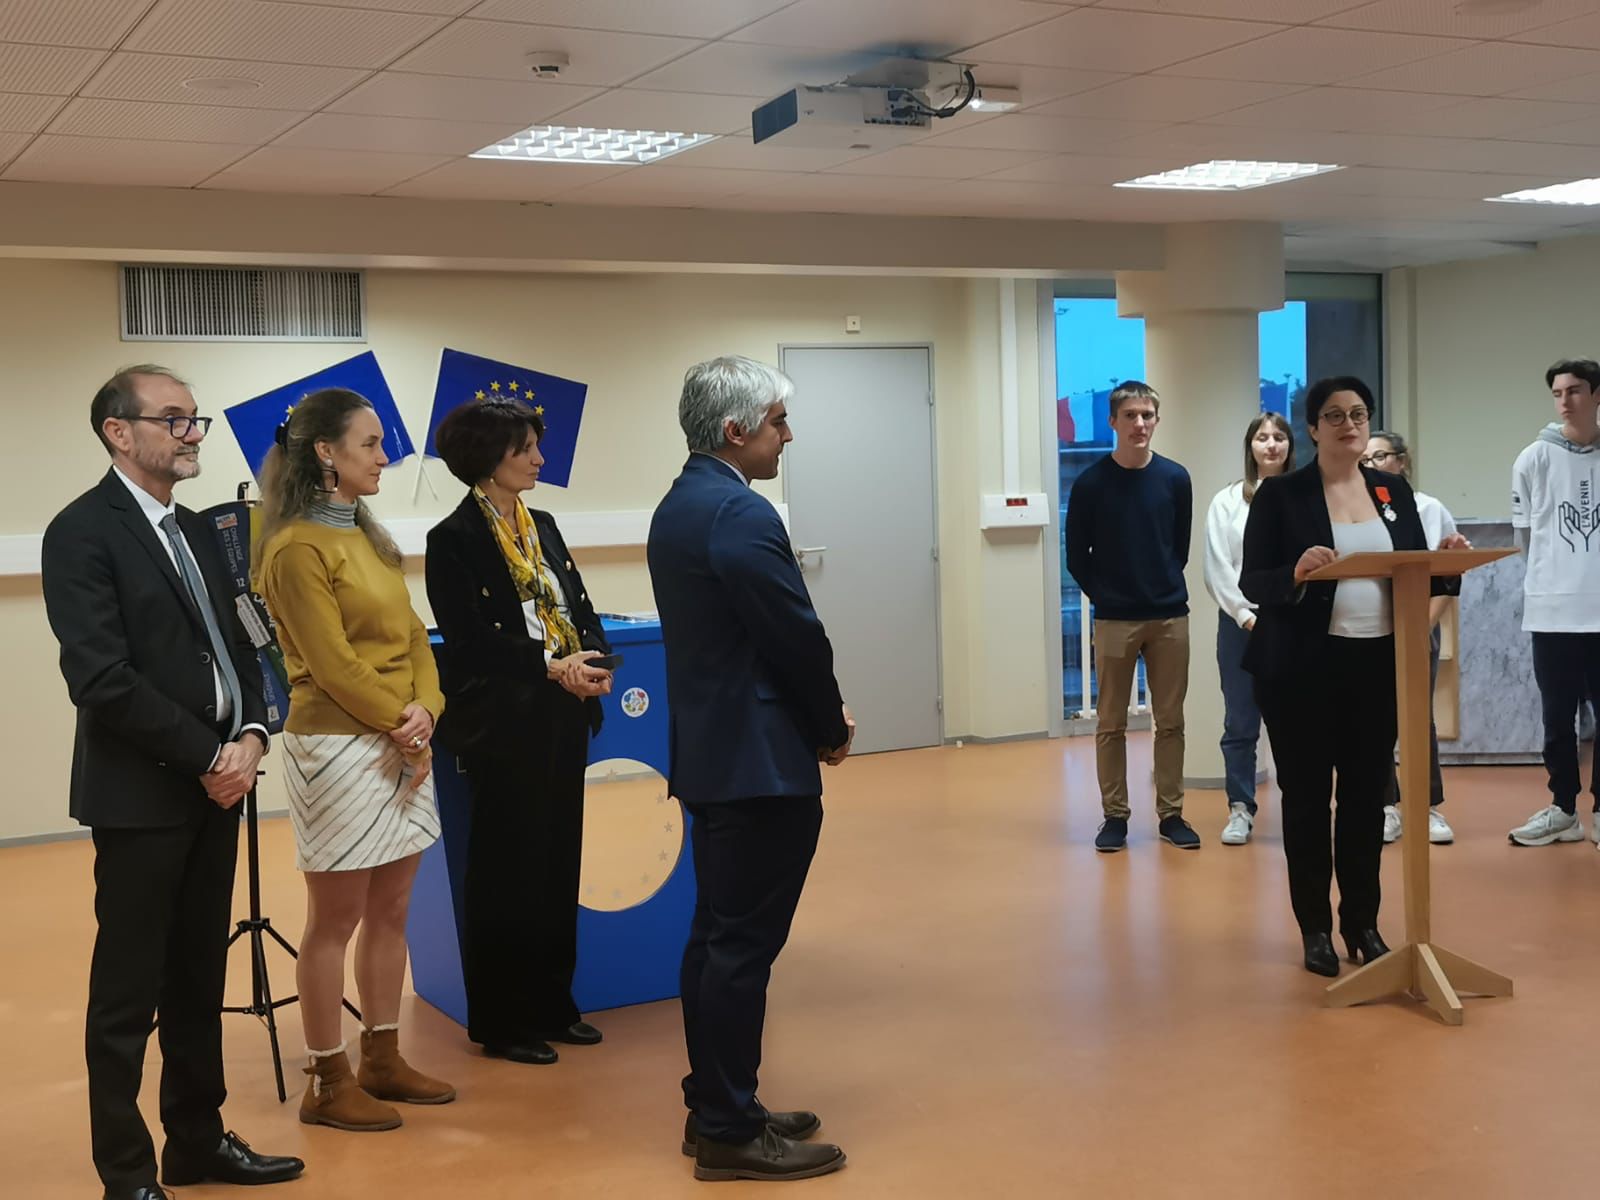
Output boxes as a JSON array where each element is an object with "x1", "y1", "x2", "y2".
[{"x1": 1326, "y1": 942, "x2": 1513, "y2": 1025}]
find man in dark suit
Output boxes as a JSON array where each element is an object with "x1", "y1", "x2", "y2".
[
  {"x1": 41, "y1": 366, "x2": 304, "y2": 1200},
  {"x1": 648, "y1": 356, "x2": 854, "y2": 1183}
]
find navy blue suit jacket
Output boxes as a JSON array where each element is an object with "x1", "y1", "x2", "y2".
[{"x1": 647, "y1": 454, "x2": 848, "y2": 804}]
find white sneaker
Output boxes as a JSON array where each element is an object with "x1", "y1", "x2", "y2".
[
  {"x1": 1508, "y1": 804, "x2": 1584, "y2": 847},
  {"x1": 1428, "y1": 808, "x2": 1454, "y2": 844},
  {"x1": 1382, "y1": 805, "x2": 1401, "y2": 844},
  {"x1": 1591, "y1": 817, "x2": 1600, "y2": 847},
  {"x1": 1220, "y1": 804, "x2": 1253, "y2": 846}
]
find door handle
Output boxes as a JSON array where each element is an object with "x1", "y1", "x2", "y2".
[{"x1": 794, "y1": 545, "x2": 828, "y2": 572}]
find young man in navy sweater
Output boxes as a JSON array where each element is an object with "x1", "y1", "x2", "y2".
[{"x1": 1067, "y1": 381, "x2": 1198, "y2": 852}]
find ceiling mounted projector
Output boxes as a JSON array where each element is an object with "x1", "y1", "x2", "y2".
[{"x1": 752, "y1": 56, "x2": 1005, "y2": 150}]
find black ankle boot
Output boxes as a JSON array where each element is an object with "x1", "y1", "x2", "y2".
[
  {"x1": 1342, "y1": 928, "x2": 1390, "y2": 965},
  {"x1": 1302, "y1": 932, "x2": 1339, "y2": 977}
]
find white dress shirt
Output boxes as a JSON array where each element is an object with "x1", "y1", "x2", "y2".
[
  {"x1": 1203, "y1": 480, "x2": 1255, "y2": 629},
  {"x1": 113, "y1": 467, "x2": 269, "y2": 766}
]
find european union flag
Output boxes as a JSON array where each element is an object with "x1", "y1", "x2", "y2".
[
  {"x1": 224, "y1": 351, "x2": 415, "y2": 479},
  {"x1": 424, "y1": 348, "x2": 587, "y2": 488}
]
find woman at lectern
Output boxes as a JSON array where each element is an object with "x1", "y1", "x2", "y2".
[
  {"x1": 1363, "y1": 431, "x2": 1460, "y2": 847},
  {"x1": 256, "y1": 387, "x2": 457, "y2": 1132},
  {"x1": 1203, "y1": 411, "x2": 1294, "y2": 846},
  {"x1": 425, "y1": 397, "x2": 613, "y2": 1067},
  {"x1": 1240, "y1": 377, "x2": 1467, "y2": 978}
]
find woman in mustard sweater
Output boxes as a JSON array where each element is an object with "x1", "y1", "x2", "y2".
[{"x1": 256, "y1": 387, "x2": 455, "y2": 1132}]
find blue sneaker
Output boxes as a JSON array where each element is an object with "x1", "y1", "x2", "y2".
[
  {"x1": 1095, "y1": 817, "x2": 1129, "y2": 853},
  {"x1": 1159, "y1": 815, "x2": 1201, "y2": 850}
]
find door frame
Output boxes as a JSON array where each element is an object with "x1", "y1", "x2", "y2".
[
  {"x1": 777, "y1": 341, "x2": 945, "y2": 747},
  {"x1": 1036, "y1": 282, "x2": 1067, "y2": 740}
]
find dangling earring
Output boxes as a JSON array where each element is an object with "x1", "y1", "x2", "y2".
[{"x1": 316, "y1": 457, "x2": 340, "y2": 494}]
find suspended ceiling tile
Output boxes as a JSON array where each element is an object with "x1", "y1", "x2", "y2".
[
  {"x1": 1208, "y1": 86, "x2": 1463, "y2": 132},
  {"x1": 724, "y1": 0, "x2": 1063, "y2": 56},
  {"x1": 824, "y1": 145, "x2": 1053, "y2": 179},
  {"x1": 0, "y1": 91, "x2": 64, "y2": 133},
  {"x1": 1350, "y1": 40, "x2": 1600, "y2": 97},
  {"x1": 965, "y1": 7, "x2": 1286, "y2": 74},
  {"x1": 666, "y1": 133, "x2": 877, "y2": 172},
  {"x1": 0, "y1": 43, "x2": 107, "y2": 95},
  {"x1": 1098, "y1": 1, "x2": 1371, "y2": 22},
  {"x1": 274, "y1": 111, "x2": 524, "y2": 153},
  {"x1": 1036, "y1": 76, "x2": 1302, "y2": 123},
  {"x1": 0, "y1": 130, "x2": 30, "y2": 165},
  {"x1": 471, "y1": 0, "x2": 803, "y2": 39},
  {"x1": 202, "y1": 145, "x2": 454, "y2": 193},
  {"x1": 918, "y1": 112, "x2": 1168, "y2": 152},
  {"x1": 122, "y1": 0, "x2": 449, "y2": 68},
  {"x1": 268, "y1": 0, "x2": 477, "y2": 11},
  {"x1": 965, "y1": 63, "x2": 1130, "y2": 107},
  {"x1": 1511, "y1": 11, "x2": 1600, "y2": 49},
  {"x1": 629, "y1": 41, "x2": 887, "y2": 97},
  {"x1": 1316, "y1": 0, "x2": 1598, "y2": 38},
  {"x1": 2, "y1": 134, "x2": 252, "y2": 185},
  {"x1": 82, "y1": 52, "x2": 369, "y2": 110},
  {"x1": 1163, "y1": 25, "x2": 1461, "y2": 85},
  {"x1": 1381, "y1": 96, "x2": 1600, "y2": 139},
  {"x1": 542, "y1": 89, "x2": 763, "y2": 135},
  {"x1": 379, "y1": 154, "x2": 632, "y2": 199},
  {"x1": 0, "y1": 0, "x2": 153, "y2": 49},
  {"x1": 549, "y1": 163, "x2": 782, "y2": 205},
  {"x1": 329, "y1": 72, "x2": 600, "y2": 123},
  {"x1": 393, "y1": 19, "x2": 703, "y2": 86},
  {"x1": 48, "y1": 97, "x2": 306, "y2": 143}
]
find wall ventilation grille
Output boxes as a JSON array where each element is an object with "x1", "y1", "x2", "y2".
[{"x1": 120, "y1": 265, "x2": 365, "y2": 341}]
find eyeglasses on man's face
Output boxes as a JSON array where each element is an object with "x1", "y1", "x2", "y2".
[
  {"x1": 1318, "y1": 406, "x2": 1369, "y2": 428},
  {"x1": 1360, "y1": 449, "x2": 1398, "y2": 468},
  {"x1": 125, "y1": 414, "x2": 212, "y2": 438}
]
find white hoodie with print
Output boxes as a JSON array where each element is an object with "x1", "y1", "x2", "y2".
[{"x1": 1511, "y1": 422, "x2": 1600, "y2": 632}]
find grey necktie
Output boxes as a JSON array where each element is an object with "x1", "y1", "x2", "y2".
[{"x1": 160, "y1": 512, "x2": 244, "y2": 741}]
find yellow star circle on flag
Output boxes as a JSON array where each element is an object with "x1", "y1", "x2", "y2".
[
  {"x1": 474, "y1": 389, "x2": 485, "y2": 400},
  {"x1": 490, "y1": 381, "x2": 501, "y2": 392}
]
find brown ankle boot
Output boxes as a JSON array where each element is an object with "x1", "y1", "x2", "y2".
[
  {"x1": 357, "y1": 1027, "x2": 457, "y2": 1105},
  {"x1": 299, "y1": 1050, "x2": 402, "y2": 1132}
]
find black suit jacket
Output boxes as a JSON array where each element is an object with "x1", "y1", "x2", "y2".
[
  {"x1": 1240, "y1": 461, "x2": 1459, "y2": 682},
  {"x1": 424, "y1": 493, "x2": 609, "y2": 758},
  {"x1": 41, "y1": 470, "x2": 268, "y2": 828}
]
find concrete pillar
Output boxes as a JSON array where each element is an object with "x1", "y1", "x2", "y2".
[{"x1": 1116, "y1": 222, "x2": 1285, "y2": 788}]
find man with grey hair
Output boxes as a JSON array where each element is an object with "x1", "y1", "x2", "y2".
[
  {"x1": 42, "y1": 366, "x2": 302, "y2": 1198},
  {"x1": 648, "y1": 355, "x2": 853, "y2": 1183}
]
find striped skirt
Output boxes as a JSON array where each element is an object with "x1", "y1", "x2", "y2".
[{"x1": 282, "y1": 731, "x2": 440, "y2": 872}]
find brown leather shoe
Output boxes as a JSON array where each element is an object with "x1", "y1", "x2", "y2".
[
  {"x1": 299, "y1": 1050, "x2": 402, "y2": 1132},
  {"x1": 682, "y1": 1110, "x2": 821, "y2": 1156},
  {"x1": 357, "y1": 1027, "x2": 457, "y2": 1105},
  {"x1": 693, "y1": 1127, "x2": 845, "y2": 1182}
]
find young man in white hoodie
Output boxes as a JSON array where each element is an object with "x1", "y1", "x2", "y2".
[{"x1": 1508, "y1": 358, "x2": 1600, "y2": 847}]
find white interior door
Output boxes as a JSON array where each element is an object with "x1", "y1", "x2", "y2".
[{"x1": 780, "y1": 345, "x2": 941, "y2": 754}]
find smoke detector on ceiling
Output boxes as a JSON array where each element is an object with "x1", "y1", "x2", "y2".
[{"x1": 526, "y1": 51, "x2": 570, "y2": 79}]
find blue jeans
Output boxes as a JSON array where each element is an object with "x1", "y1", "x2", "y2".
[{"x1": 1216, "y1": 617, "x2": 1261, "y2": 815}]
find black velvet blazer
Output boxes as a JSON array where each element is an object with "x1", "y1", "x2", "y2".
[
  {"x1": 424, "y1": 493, "x2": 609, "y2": 757},
  {"x1": 1239, "y1": 460, "x2": 1458, "y2": 682}
]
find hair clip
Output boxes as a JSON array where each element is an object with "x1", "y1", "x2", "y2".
[{"x1": 274, "y1": 421, "x2": 290, "y2": 449}]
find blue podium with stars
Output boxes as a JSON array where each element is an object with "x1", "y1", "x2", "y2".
[{"x1": 406, "y1": 616, "x2": 696, "y2": 1021}]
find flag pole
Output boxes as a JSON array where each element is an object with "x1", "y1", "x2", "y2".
[{"x1": 411, "y1": 454, "x2": 437, "y2": 502}]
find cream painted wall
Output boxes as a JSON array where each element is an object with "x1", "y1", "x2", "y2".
[
  {"x1": 0, "y1": 258, "x2": 1048, "y2": 840},
  {"x1": 1394, "y1": 238, "x2": 1600, "y2": 518}
]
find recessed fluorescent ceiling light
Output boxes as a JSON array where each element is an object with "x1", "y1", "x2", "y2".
[
  {"x1": 1115, "y1": 160, "x2": 1342, "y2": 191},
  {"x1": 1488, "y1": 178, "x2": 1600, "y2": 205},
  {"x1": 471, "y1": 125, "x2": 718, "y2": 165}
]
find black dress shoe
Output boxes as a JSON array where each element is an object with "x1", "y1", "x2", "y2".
[
  {"x1": 1342, "y1": 928, "x2": 1391, "y2": 965},
  {"x1": 682, "y1": 1109, "x2": 821, "y2": 1156},
  {"x1": 543, "y1": 1021, "x2": 603, "y2": 1046},
  {"x1": 104, "y1": 1187, "x2": 170, "y2": 1200},
  {"x1": 1302, "y1": 932, "x2": 1340, "y2": 978},
  {"x1": 694, "y1": 1127, "x2": 846, "y2": 1183},
  {"x1": 483, "y1": 1040, "x2": 558, "y2": 1065},
  {"x1": 161, "y1": 1130, "x2": 305, "y2": 1186}
]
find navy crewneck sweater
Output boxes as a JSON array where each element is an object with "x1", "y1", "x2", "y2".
[{"x1": 1065, "y1": 452, "x2": 1192, "y2": 621}]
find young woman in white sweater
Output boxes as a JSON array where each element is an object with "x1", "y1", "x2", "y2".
[{"x1": 1203, "y1": 412, "x2": 1293, "y2": 845}]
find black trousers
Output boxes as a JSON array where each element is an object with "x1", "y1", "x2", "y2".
[
  {"x1": 87, "y1": 802, "x2": 239, "y2": 1191},
  {"x1": 680, "y1": 795, "x2": 823, "y2": 1143},
  {"x1": 461, "y1": 696, "x2": 587, "y2": 1045},
  {"x1": 1532, "y1": 631, "x2": 1600, "y2": 815},
  {"x1": 1257, "y1": 636, "x2": 1396, "y2": 936}
]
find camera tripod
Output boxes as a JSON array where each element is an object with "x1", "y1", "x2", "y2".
[{"x1": 223, "y1": 781, "x2": 361, "y2": 1102}]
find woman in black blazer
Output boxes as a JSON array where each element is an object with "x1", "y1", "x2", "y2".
[
  {"x1": 424, "y1": 397, "x2": 614, "y2": 1065},
  {"x1": 1241, "y1": 377, "x2": 1468, "y2": 978}
]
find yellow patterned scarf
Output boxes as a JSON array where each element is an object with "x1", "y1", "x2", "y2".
[{"x1": 472, "y1": 487, "x2": 581, "y2": 657}]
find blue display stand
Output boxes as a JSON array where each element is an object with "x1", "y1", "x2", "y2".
[{"x1": 405, "y1": 617, "x2": 695, "y2": 1024}]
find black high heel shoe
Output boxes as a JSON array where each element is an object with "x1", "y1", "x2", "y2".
[
  {"x1": 1342, "y1": 929, "x2": 1391, "y2": 965},
  {"x1": 1302, "y1": 932, "x2": 1339, "y2": 977}
]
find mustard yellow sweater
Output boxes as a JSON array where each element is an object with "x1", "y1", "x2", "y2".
[{"x1": 258, "y1": 521, "x2": 444, "y2": 736}]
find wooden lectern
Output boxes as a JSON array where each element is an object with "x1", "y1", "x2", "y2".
[{"x1": 1307, "y1": 547, "x2": 1518, "y2": 1025}]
